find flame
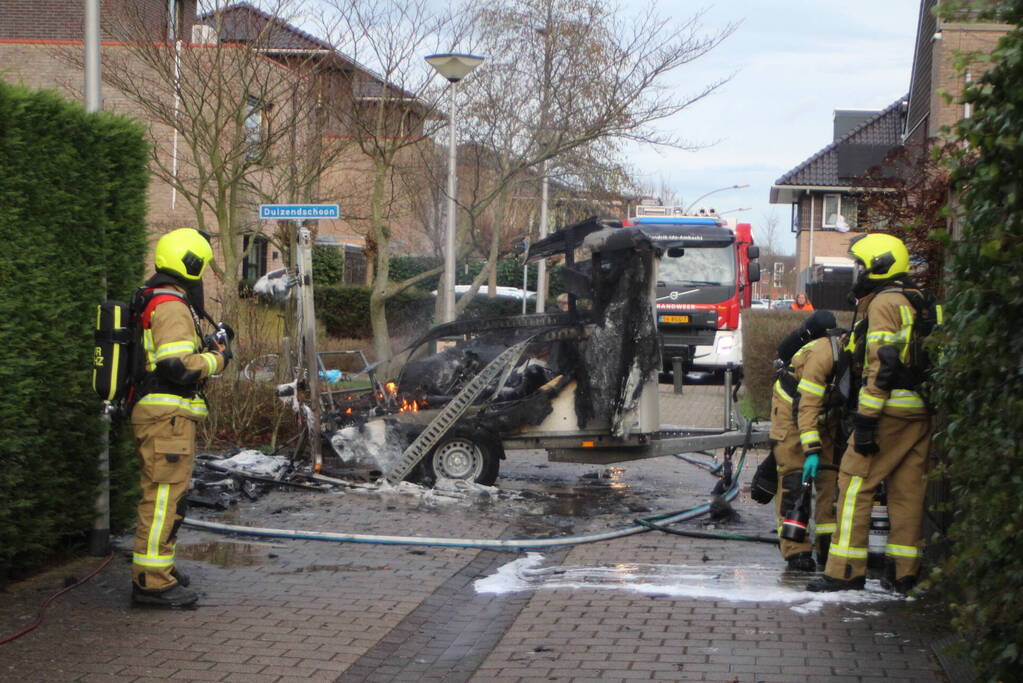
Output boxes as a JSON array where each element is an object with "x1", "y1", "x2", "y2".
[
  {"x1": 344, "y1": 408, "x2": 353, "y2": 414},
  {"x1": 398, "y1": 398, "x2": 419, "y2": 413},
  {"x1": 385, "y1": 381, "x2": 398, "y2": 397}
]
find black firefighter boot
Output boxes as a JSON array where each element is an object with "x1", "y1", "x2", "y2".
[
  {"x1": 806, "y1": 574, "x2": 866, "y2": 592},
  {"x1": 132, "y1": 583, "x2": 198, "y2": 608},
  {"x1": 785, "y1": 552, "x2": 817, "y2": 572},
  {"x1": 880, "y1": 558, "x2": 917, "y2": 595},
  {"x1": 132, "y1": 573, "x2": 198, "y2": 608},
  {"x1": 170, "y1": 567, "x2": 190, "y2": 587}
]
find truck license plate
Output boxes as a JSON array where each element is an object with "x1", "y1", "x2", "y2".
[{"x1": 660, "y1": 315, "x2": 690, "y2": 324}]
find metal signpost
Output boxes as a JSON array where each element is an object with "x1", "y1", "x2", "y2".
[{"x1": 260, "y1": 204, "x2": 340, "y2": 472}]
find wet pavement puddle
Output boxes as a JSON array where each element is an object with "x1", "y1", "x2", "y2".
[
  {"x1": 176, "y1": 540, "x2": 283, "y2": 567},
  {"x1": 475, "y1": 553, "x2": 905, "y2": 613}
]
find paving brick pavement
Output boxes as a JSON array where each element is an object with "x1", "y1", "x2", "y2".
[{"x1": 1, "y1": 381, "x2": 958, "y2": 682}]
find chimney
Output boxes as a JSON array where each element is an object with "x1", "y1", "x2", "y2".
[{"x1": 833, "y1": 109, "x2": 880, "y2": 141}]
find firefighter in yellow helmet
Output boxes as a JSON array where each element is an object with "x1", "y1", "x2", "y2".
[
  {"x1": 131, "y1": 228, "x2": 230, "y2": 608},
  {"x1": 768, "y1": 310, "x2": 842, "y2": 572},
  {"x1": 808, "y1": 233, "x2": 931, "y2": 594}
]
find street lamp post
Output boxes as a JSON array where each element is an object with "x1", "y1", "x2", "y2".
[
  {"x1": 425, "y1": 53, "x2": 484, "y2": 323},
  {"x1": 683, "y1": 184, "x2": 750, "y2": 214}
]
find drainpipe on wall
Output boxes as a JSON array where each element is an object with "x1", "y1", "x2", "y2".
[{"x1": 808, "y1": 192, "x2": 815, "y2": 277}]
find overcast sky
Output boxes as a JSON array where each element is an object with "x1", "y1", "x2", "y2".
[{"x1": 625, "y1": 1, "x2": 922, "y2": 254}]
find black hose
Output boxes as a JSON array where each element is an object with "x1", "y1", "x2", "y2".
[{"x1": 634, "y1": 517, "x2": 779, "y2": 545}]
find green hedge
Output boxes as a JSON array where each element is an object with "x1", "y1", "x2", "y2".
[
  {"x1": 316, "y1": 285, "x2": 525, "y2": 340},
  {"x1": 0, "y1": 83, "x2": 148, "y2": 580},
  {"x1": 387, "y1": 255, "x2": 563, "y2": 296},
  {"x1": 312, "y1": 245, "x2": 344, "y2": 286},
  {"x1": 741, "y1": 309, "x2": 856, "y2": 419},
  {"x1": 929, "y1": 7, "x2": 1023, "y2": 677}
]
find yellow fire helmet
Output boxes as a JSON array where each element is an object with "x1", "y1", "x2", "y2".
[
  {"x1": 848, "y1": 233, "x2": 909, "y2": 285},
  {"x1": 154, "y1": 228, "x2": 213, "y2": 282}
]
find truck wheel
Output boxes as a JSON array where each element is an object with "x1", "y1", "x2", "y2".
[{"x1": 428, "y1": 430, "x2": 500, "y2": 486}]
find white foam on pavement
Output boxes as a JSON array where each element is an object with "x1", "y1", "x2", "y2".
[{"x1": 474, "y1": 554, "x2": 901, "y2": 613}]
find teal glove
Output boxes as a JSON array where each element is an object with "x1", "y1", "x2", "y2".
[{"x1": 802, "y1": 452, "x2": 820, "y2": 482}]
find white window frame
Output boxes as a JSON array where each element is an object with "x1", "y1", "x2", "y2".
[
  {"x1": 822, "y1": 194, "x2": 841, "y2": 227},
  {"x1": 822, "y1": 194, "x2": 856, "y2": 229},
  {"x1": 244, "y1": 95, "x2": 263, "y2": 146}
]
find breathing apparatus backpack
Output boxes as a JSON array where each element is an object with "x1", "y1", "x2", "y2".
[
  {"x1": 875, "y1": 288, "x2": 943, "y2": 394},
  {"x1": 92, "y1": 288, "x2": 189, "y2": 418}
]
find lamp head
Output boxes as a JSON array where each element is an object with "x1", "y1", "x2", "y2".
[{"x1": 425, "y1": 53, "x2": 485, "y2": 82}]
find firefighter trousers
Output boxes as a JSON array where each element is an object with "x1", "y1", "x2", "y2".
[
  {"x1": 825, "y1": 416, "x2": 931, "y2": 582},
  {"x1": 131, "y1": 415, "x2": 196, "y2": 591},
  {"x1": 773, "y1": 431, "x2": 837, "y2": 560}
]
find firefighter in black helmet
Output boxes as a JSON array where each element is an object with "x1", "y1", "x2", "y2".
[
  {"x1": 808, "y1": 234, "x2": 931, "y2": 594},
  {"x1": 768, "y1": 310, "x2": 841, "y2": 572},
  {"x1": 130, "y1": 228, "x2": 230, "y2": 608}
]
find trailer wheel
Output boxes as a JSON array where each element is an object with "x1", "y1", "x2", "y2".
[{"x1": 428, "y1": 430, "x2": 500, "y2": 486}]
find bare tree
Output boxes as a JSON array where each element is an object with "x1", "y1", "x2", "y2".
[
  {"x1": 83, "y1": 0, "x2": 351, "y2": 323},
  {"x1": 451, "y1": 0, "x2": 737, "y2": 308},
  {"x1": 315, "y1": 0, "x2": 477, "y2": 361},
  {"x1": 759, "y1": 210, "x2": 782, "y2": 257}
]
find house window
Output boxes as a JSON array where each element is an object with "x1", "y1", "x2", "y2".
[
  {"x1": 242, "y1": 235, "x2": 269, "y2": 281},
  {"x1": 245, "y1": 95, "x2": 265, "y2": 161},
  {"x1": 823, "y1": 194, "x2": 857, "y2": 230}
]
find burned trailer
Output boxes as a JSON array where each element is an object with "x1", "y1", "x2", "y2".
[{"x1": 323, "y1": 216, "x2": 769, "y2": 486}]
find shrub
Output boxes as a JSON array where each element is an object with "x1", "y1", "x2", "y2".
[
  {"x1": 315, "y1": 286, "x2": 435, "y2": 339},
  {"x1": 741, "y1": 309, "x2": 855, "y2": 419},
  {"x1": 312, "y1": 245, "x2": 344, "y2": 287},
  {"x1": 0, "y1": 83, "x2": 147, "y2": 580},
  {"x1": 741, "y1": 310, "x2": 806, "y2": 418},
  {"x1": 315, "y1": 285, "x2": 530, "y2": 341},
  {"x1": 928, "y1": 7, "x2": 1023, "y2": 677}
]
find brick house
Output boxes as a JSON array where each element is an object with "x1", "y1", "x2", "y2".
[
  {"x1": 769, "y1": 99, "x2": 908, "y2": 296},
  {"x1": 0, "y1": 0, "x2": 439, "y2": 293},
  {"x1": 769, "y1": 0, "x2": 1010, "y2": 303},
  {"x1": 905, "y1": 0, "x2": 1010, "y2": 148},
  {"x1": 904, "y1": 0, "x2": 1009, "y2": 239}
]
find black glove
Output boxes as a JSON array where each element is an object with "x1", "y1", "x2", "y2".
[{"x1": 852, "y1": 413, "x2": 880, "y2": 455}]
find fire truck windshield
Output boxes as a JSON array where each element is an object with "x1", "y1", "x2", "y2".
[{"x1": 658, "y1": 244, "x2": 736, "y2": 287}]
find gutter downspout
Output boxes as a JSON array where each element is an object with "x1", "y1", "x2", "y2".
[{"x1": 808, "y1": 192, "x2": 815, "y2": 276}]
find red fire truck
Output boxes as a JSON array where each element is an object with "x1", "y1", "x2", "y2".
[{"x1": 628, "y1": 208, "x2": 760, "y2": 375}]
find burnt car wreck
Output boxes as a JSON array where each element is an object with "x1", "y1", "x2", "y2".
[{"x1": 319, "y1": 216, "x2": 768, "y2": 486}]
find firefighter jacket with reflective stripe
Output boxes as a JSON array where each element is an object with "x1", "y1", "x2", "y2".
[
  {"x1": 769, "y1": 337, "x2": 838, "y2": 451},
  {"x1": 855, "y1": 288, "x2": 929, "y2": 421},
  {"x1": 132, "y1": 286, "x2": 223, "y2": 423}
]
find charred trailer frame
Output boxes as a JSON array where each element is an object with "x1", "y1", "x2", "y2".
[{"x1": 321, "y1": 217, "x2": 769, "y2": 485}]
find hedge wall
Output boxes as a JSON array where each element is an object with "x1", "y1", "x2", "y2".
[
  {"x1": 739, "y1": 309, "x2": 855, "y2": 419},
  {"x1": 316, "y1": 285, "x2": 524, "y2": 341},
  {"x1": 929, "y1": 6, "x2": 1023, "y2": 677},
  {"x1": 388, "y1": 255, "x2": 564, "y2": 296},
  {"x1": 0, "y1": 83, "x2": 148, "y2": 580}
]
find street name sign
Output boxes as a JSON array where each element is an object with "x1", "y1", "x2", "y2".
[{"x1": 259, "y1": 204, "x2": 340, "y2": 220}]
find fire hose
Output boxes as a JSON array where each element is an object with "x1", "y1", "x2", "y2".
[{"x1": 183, "y1": 435, "x2": 756, "y2": 550}]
